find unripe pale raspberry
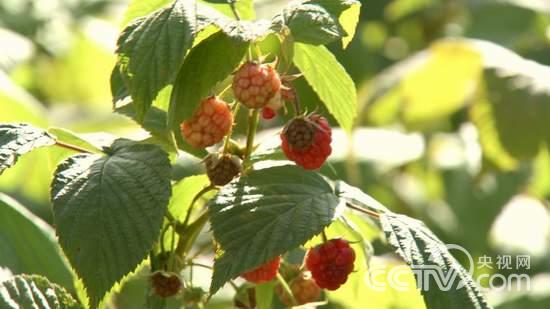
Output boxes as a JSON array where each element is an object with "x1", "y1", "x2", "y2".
[
  {"x1": 280, "y1": 114, "x2": 332, "y2": 170},
  {"x1": 150, "y1": 272, "x2": 182, "y2": 298},
  {"x1": 181, "y1": 96, "x2": 233, "y2": 148},
  {"x1": 232, "y1": 62, "x2": 281, "y2": 109},
  {"x1": 205, "y1": 153, "x2": 242, "y2": 186},
  {"x1": 275, "y1": 271, "x2": 321, "y2": 306},
  {"x1": 241, "y1": 256, "x2": 281, "y2": 284},
  {"x1": 305, "y1": 239, "x2": 355, "y2": 291}
]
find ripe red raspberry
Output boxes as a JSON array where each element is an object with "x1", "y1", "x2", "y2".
[
  {"x1": 205, "y1": 153, "x2": 242, "y2": 186},
  {"x1": 261, "y1": 107, "x2": 276, "y2": 120},
  {"x1": 280, "y1": 114, "x2": 332, "y2": 170},
  {"x1": 180, "y1": 96, "x2": 232, "y2": 148},
  {"x1": 241, "y1": 256, "x2": 281, "y2": 284},
  {"x1": 150, "y1": 272, "x2": 182, "y2": 298},
  {"x1": 275, "y1": 271, "x2": 321, "y2": 306},
  {"x1": 232, "y1": 62, "x2": 281, "y2": 109},
  {"x1": 305, "y1": 239, "x2": 355, "y2": 290}
]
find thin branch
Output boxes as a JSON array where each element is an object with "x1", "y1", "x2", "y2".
[
  {"x1": 54, "y1": 141, "x2": 94, "y2": 154},
  {"x1": 345, "y1": 202, "x2": 381, "y2": 219}
]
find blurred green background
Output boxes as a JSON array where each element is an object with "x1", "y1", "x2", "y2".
[{"x1": 1, "y1": 0, "x2": 550, "y2": 308}]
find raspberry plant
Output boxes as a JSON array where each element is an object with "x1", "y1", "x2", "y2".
[{"x1": 0, "y1": 1, "x2": 491, "y2": 308}]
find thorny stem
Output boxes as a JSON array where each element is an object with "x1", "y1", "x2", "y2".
[
  {"x1": 345, "y1": 202, "x2": 381, "y2": 219},
  {"x1": 54, "y1": 141, "x2": 93, "y2": 154},
  {"x1": 276, "y1": 272, "x2": 297, "y2": 306}
]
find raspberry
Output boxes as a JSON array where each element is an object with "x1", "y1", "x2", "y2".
[
  {"x1": 241, "y1": 256, "x2": 281, "y2": 284},
  {"x1": 275, "y1": 271, "x2": 321, "y2": 306},
  {"x1": 181, "y1": 96, "x2": 233, "y2": 148},
  {"x1": 280, "y1": 114, "x2": 332, "y2": 170},
  {"x1": 150, "y1": 272, "x2": 182, "y2": 298},
  {"x1": 232, "y1": 62, "x2": 281, "y2": 109},
  {"x1": 261, "y1": 107, "x2": 276, "y2": 120},
  {"x1": 305, "y1": 239, "x2": 355, "y2": 290},
  {"x1": 205, "y1": 153, "x2": 242, "y2": 186}
]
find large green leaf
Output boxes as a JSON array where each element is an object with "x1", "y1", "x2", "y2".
[
  {"x1": 304, "y1": 0, "x2": 361, "y2": 47},
  {"x1": 116, "y1": 0, "x2": 196, "y2": 120},
  {"x1": 51, "y1": 139, "x2": 172, "y2": 307},
  {"x1": 381, "y1": 213, "x2": 490, "y2": 309},
  {"x1": 168, "y1": 31, "x2": 249, "y2": 127},
  {"x1": 272, "y1": 3, "x2": 345, "y2": 45},
  {"x1": 208, "y1": 165, "x2": 343, "y2": 294},
  {"x1": 0, "y1": 274, "x2": 81, "y2": 309},
  {"x1": 121, "y1": 0, "x2": 172, "y2": 27},
  {"x1": 0, "y1": 123, "x2": 55, "y2": 175},
  {"x1": 0, "y1": 194, "x2": 74, "y2": 290},
  {"x1": 293, "y1": 43, "x2": 357, "y2": 133}
]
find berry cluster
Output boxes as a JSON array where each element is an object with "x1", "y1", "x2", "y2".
[
  {"x1": 281, "y1": 114, "x2": 332, "y2": 170},
  {"x1": 232, "y1": 62, "x2": 281, "y2": 109},
  {"x1": 180, "y1": 96, "x2": 233, "y2": 149},
  {"x1": 241, "y1": 256, "x2": 281, "y2": 284},
  {"x1": 305, "y1": 239, "x2": 356, "y2": 290}
]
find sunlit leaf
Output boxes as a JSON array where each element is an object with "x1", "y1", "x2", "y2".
[{"x1": 293, "y1": 43, "x2": 357, "y2": 133}]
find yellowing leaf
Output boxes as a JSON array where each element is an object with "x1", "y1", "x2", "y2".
[{"x1": 401, "y1": 41, "x2": 482, "y2": 127}]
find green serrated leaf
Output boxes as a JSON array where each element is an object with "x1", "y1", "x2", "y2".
[
  {"x1": 0, "y1": 123, "x2": 55, "y2": 175},
  {"x1": 293, "y1": 43, "x2": 357, "y2": 133},
  {"x1": 304, "y1": 0, "x2": 361, "y2": 47},
  {"x1": 0, "y1": 194, "x2": 74, "y2": 291},
  {"x1": 0, "y1": 274, "x2": 81, "y2": 309},
  {"x1": 121, "y1": 0, "x2": 172, "y2": 27},
  {"x1": 381, "y1": 213, "x2": 490, "y2": 309},
  {"x1": 116, "y1": 0, "x2": 196, "y2": 120},
  {"x1": 208, "y1": 165, "x2": 343, "y2": 294},
  {"x1": 169, "y1": 31, "x2": 248, "y2": 127},
  {"x1": 272, "y1": 3, "x2": 345, "y2": 45},
  {"x1": 51, "y1": 139, "x2": 172, "y2": 307}
]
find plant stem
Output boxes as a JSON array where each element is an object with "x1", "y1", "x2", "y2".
[
  {"x1": 276, "y1": 272, "x2": 297, "y2": 306},
  {"x1": 244, "y1": 109, "x2": 259, "y2": 163},
  {"x1": 223, "y1": 103, "x2": 240, "y2": 155},
  {"x1": 54, "y1": 141, "x2": 93, "y2": 154},
  {"x1": 182, "y1": 185, "x2": 215, "y2": 228},
  {"x1": 228, "y1": 0, "x2": 241, "y2": 20},
  {"x1": 321, "y1": 231, "x2": 328, "y2": 243},
  {"x1": 345, "y1": 202, "x2": 381, "y2": 219}
]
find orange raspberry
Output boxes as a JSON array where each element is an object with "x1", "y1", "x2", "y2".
[
  {"x1": 232, "y1": 62, "x2": 281, "y2": 109},
  {"x1": 180, "y1": 96, "x2": 232, "y2": 148}
]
